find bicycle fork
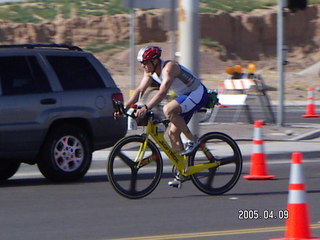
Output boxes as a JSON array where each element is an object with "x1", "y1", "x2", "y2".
[{"x1": 134, "y1": 134, "x2": 151, "y2": 168}]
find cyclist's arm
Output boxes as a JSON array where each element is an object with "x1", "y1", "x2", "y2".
[
  {"x1": 126, "y1": 72, "x2": 153, "y2": 108},
  {"x1": 146, "y1": 61, "x2": 179, "y2": 109}
]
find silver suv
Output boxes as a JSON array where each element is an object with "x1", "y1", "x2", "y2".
[{"x1": 0, "y1": 43, "x2": 127, "y2": 182}]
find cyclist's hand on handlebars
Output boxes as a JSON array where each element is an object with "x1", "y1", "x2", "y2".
[
  {"x1": 112, "y1": 99, "x2": 125, "y2": 119},
  {"x1": 113, "y1": 107, "x2": 126, "y2": 119},
  {"x1": 136, "y1": 106, "x2": 147, "y2": 118},
  {"x1": 113, "y1": 111, "x2": 122, "y2": 119}
]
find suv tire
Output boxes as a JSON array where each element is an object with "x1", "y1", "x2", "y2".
[
  {"x1": 0, "y1": 161, "x2": 21, "y2": 181},
  {"x1": 37, "y1": 124, "x2": 92, "y2": 182}
]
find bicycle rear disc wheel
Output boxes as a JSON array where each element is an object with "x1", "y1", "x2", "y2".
[
  {"x1": 107, "y1": 135, "x2": 163, "y2": 199},
  {"x1": 189, "y1": 132, "x2": 242, "y2": 195}
]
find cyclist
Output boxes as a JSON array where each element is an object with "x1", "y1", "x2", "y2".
[{"x1": 125, "y1": 46, "x2": 209, "y2": 157}]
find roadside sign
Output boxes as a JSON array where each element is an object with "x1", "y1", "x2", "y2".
[{"x1": 123, "y1": 0, "x2": 173, "y2": 9}]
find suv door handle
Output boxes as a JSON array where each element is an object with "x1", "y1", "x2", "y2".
[{"x1": 40, "y1": 98, "x2": 57, "y2": 105}]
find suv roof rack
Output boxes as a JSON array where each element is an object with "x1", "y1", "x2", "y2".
[{"x1": 0, "y1": 43, "x2": 83, "y2": 51}]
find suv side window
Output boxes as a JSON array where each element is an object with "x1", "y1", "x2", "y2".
[
  {"x1": 47, "y1": 56, "x2": 105, "y2": 90},
  {"x1": 0, "y1": 56, "x2": 51, "y2": 96}
]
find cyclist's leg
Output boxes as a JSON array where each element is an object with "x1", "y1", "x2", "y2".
[
  {"x1": 179, "y1": 85, "x2": 208, "y2": 118},
  {"x1": 167, "y1": 123, "x2": 183, "y2": 154},
  {"x1": 163, "y1": 99, "x2": 195, "y2": 143},
  {"x1": 174, "y1": 84, "x2": 209, "y2": 137},
  {"x1": 163, "y1": 101, "x2": 191, "y2": 188}
]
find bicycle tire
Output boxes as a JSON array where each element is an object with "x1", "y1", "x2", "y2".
[
  {"x1": 188, "y1": 132, "x2": 242, "y2": 195},
  {"x1": 107, "y1": 135, "x2": 163, "y2": 199}
]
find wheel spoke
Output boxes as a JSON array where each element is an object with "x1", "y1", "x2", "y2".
[
  {"x1": 205, "y1": 168, "x2": 216, "y2": 187},
  {"x1": 219, "y1": 156, "x2": 237, "y2": 166},
  {"x1": 129, "y1": 169, "x2": 138, "y2": 194},
  {"x1": 117, "y1": 151, "x2": 136, "y2": 168}
]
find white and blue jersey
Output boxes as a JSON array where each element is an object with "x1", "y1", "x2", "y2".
[{"x1": 151, "y1": 60, "x2": 208, "y2": 123}]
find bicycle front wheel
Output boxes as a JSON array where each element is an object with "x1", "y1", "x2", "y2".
[
  {"x1": 107, "y1": 135, "x2": 163, "y2": 199},
  {"x1": 189, "y1": 132, "x2": 242, "y2": 195}
]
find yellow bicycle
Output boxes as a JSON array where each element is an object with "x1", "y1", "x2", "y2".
[{"x1": 108, "y1": 101, "x2": 243, "y2": 199}]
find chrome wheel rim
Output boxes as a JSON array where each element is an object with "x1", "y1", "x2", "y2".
[{"x1": 54, "y1": 135, "x2": 84, "y2": 172}]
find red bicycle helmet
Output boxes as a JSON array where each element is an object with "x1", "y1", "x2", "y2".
[{"x1": 137, "y1": 46, "x2": 162, "y2": 62}]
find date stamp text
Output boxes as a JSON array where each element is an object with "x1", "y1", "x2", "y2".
[{"x1": 238, "y1": 209, "x2": 289, "y2": 220}]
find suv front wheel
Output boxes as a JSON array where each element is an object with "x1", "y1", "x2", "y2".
[{"x1": 38, "y1": 124, "x2": 92, "y2": 182}]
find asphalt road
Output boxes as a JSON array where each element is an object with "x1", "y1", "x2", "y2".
[{"x1": 1, "y1": 152, "x2": 320, "y2": 240}]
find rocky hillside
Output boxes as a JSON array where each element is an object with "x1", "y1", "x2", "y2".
[
  {"x1": 0, "y1": 4, "x2": 319, "y2": 102},
  {"x1": 0, "y1": 5, "x2": 318, "y2": 64}
]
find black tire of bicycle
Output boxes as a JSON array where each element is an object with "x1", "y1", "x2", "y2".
[
  {"x1": 107, "y1": 135, "x2": 163, "y2": 199},
  {"x1": 188, "y1": 132, "x2": 243, "y2": 195}
]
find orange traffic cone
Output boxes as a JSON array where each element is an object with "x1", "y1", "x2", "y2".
[
  {"x1": 270, "y1": 152, "x2": 320, "y2": 240},
  {"x1": 302, "y1": 87, "x2": 319, "y2": 118},
  {"x1": 244, "y1": 120, "x2": 275, "y2": 180}
]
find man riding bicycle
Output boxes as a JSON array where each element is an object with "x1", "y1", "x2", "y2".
[
  {"x1": 124, "y1": 45, "x2": 209, "y2": 157},
  {"x1": 110, "y1": 47, "x2": 242, "y2": 192}
]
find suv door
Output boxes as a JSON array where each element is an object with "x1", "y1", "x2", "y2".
[
  {"x1": 46, "y1": 55, "x2": 127, "y2": 149},
  {"x1": 0, "y1": 56, "x2": 59, "y2": 160}
]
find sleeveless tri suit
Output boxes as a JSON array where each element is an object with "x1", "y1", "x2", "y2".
[{"x1": 151, "y1": 60, "x2": 208, "y2": 123}]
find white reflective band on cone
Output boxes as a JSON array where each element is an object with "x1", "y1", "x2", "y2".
[
  {"x1": 289, "y1": 164, "x2": 305, "y2": 184},
  {"x1": 288, "y1": 189, "x2": 307, "y2": 204}
]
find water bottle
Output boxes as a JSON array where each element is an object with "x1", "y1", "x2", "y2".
[{"x1": 127, "y1": 104, "x2": 137, "y2": 130}]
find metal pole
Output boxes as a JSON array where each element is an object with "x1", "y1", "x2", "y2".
[
  {"x1": 129, "y1": 5, "x2": 136, "y2": 96},
  {"x1": 179, "y1": 0, "x2": 200, "y2": 136},
  {"x1": 277, "y1": 0, "x2": 285, "y2": 126},
  {"x1": 170, "y1": 0, "x2": 177, "y2": 60}
]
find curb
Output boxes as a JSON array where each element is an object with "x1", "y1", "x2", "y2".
[
  {"x1": 289, "y1": 129, "x2": 320, "y2": 141},
  {"x1": 242, "y1": 151, "x2": 320, "y2": 161}
]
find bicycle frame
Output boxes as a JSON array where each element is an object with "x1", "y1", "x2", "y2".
[
  {"x1": 137, "y1": 121, "x2": 221, "y2": 177},
  {"x1": 109, "y1": 100, "x2": 243, "y2": 198}
]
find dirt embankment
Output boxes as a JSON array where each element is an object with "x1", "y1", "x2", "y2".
[
  {"x1": 0, "y1": 6, "x2": 319, "y2": 101},
  {"x1": 0, "y1": 6, "x2": 318, "y2": 62}
]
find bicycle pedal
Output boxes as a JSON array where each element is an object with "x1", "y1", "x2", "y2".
[{"x1": 168, "y1": 179, "x2": 182, "y2": 189}]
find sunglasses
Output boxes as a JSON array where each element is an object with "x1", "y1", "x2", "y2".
[{"x1": 140, "y1": 60, "x2": 150, "y2": 65}]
